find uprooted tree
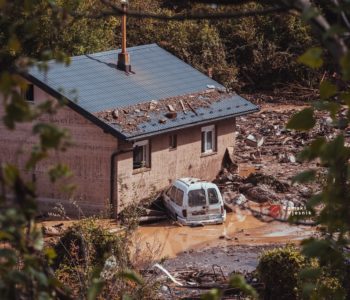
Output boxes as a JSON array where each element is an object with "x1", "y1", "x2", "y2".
[{"x1": 0, "y1": 0, "x2": 350, "y2": 299}]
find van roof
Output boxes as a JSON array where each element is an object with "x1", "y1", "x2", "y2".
[{"x1": 177, "y1": 178, "x2": 203, "y2": 186}]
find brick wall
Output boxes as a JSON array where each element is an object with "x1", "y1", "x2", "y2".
[
  {"x1": 116, "y1": 119, "x2": 236, "y2": 212},
  {"x1": 0, "y1": 85, "x2": 117, "y2": 216}
]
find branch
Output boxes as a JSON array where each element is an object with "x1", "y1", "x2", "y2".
[
  {"x1": 95, "y1": 0, "x2": 292, "y2": 20},
  {"x1": 165, "y1": 0, "x2": 277, "y2": 5}
]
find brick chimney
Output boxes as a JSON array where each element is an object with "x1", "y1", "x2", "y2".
[{"x1": 117, "y1": 0, "x2": 131, "y2": 72}]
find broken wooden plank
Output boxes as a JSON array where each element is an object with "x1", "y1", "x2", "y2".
[
  {"x1": 185, "y1": 100, "x2": 198, "y2": 116},
  {"x1": 167, "y1": 104, "x2": 175, "y2": 112},
  {"x1": 180, "y1": 99, "x2": 187, "y2": 114}
]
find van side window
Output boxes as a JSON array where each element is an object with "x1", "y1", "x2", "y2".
[
  {"x1": 208, "y1": 188, "x2": 219, "y2": 204},
  {"x1": 188, "y1": 189, "x2": 206, "y2": 207},
  {"x1": 175, "y1": 188, "x2": 184, "y2": 206},
  {"x1": 168, "y1": 186, "x2": 177, "y2": 202}
]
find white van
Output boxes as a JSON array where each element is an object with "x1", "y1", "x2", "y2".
[{"x1": 162, "y1": 178, "x2": 226, "y2": 226}]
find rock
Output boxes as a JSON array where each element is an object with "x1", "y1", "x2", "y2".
[
  {"x1": 112, "y1": 109, "x2": 119, "y2": 119},
  {"x1": 239, "y1": 183, "x2": 254, "y2": 192},
  {"x1": 299, "y1": 186, "x2": 313, "y2": 198},
  {"x1": 288, "y1": 154, "x2": 296, "y2": 163},
  {"x1": 206, "y1": 84, "x2": 215, "y2": 89},
  {"x1": 149, "y1": 100, "x2": 158, "y2": 110},
  {"x1": 245, "y1": 185, "x2": 280, "y2": 203},
  {"x1": 245, "y1": 134, "x2": 265, "y2": 148},
  {"x1": 234, "y1": 194, "x2": 247, "y2": 205},
  {"x1": 43, "y1": 226, "x2": 60, "y2": 236}
]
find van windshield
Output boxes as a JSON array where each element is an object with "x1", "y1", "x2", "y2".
[{"x1": 188, "y1": 189, "x2": 207, "y2": 207}]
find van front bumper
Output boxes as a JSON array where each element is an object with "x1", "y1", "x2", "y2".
[{"x1": 177, "y1": 210, "x2": 226, "y2": 226}]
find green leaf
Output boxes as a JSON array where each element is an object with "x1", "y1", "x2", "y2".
[
  {"x1": 319, "y1": 81, "x2": 337, "y2": 100},
  {"x1": 298, "y1": 47, "x2": 323, "y2": 69},
  {"x1": 229, "y1": 274, "x2": 258, "y2": 299},
  {"x1": 299, "y1": 267, "x2": 322, "y2": 280},
  {"x1": 32, "y1": 230, "x2": 44, "y2": 251},
  {"x1": 44, "y1": 248, "x2": 57, "y2": 264},
  {"x1": 87, "y1": 278, "x2": 104, "y2": 300},
  {"x1": 292, "y1": 170, "x2": 316, "y2": 184},
  {"x1": 307, "y1": 193, "x2": 323, "y2": 208},
  {"x1": 2, "y1": 163, "x2": 19, "y2": 185},
  {"x1": 201, "y1": 288, "x2": 222, "y2": 300},
  {"x1": 48, "y1": 164, "x2": 72, "y2": 183},
  {"x1": 324, "y1": 25, "x2": 347, "y2": 39},
  {"x1": 299, "y1": 137, "x2": 326, "y2": 161},
  {"x1": 340, "y1": 52, "x2": 350, "y2": 80},
  {"x1": 301, "y1": 6, "x2": 319, "y2": 21},
  {"x1": 287, "y1": 108, "x2": 316, "y2": 131}
]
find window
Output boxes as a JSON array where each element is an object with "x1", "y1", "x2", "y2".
[
  {"x1": 167, "y1": 186, "x2": 177, "y2": 201},
  {"x1": 169, "y1": 134, "x2": 177, "y2": 149},
  {"x1": 208, "y1": 188, "x2": 219, "y2": 204},
  {"x1": 188, "y1": 189, "x2": 207, "y2": 207},
  {"x1": 25, "y1": 84, "x2": 34, "y2": 102},
  {"x1": 201, "y1": 125, "x2": 216, "y2": 153},
  {"x1": 175, "y1": 188, "x2": 184, "y2": 206},
  {"x1": 133, "y1": 140, "x2": 150, "y2": 169}
]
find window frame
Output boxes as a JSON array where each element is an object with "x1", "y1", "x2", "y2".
[
  {"x1": 24, "y1": 84, "x2": 34, "y2": 102},
  {"x1": 208, "y1": 188, "x2": 219, "y2": 205},
  {"x1": 132, "y1": 140, "x2": 150, "y2": 170},
  {"x1": 201, "y1": 125, "x2": 216, "y2": 154},
  {"x1": 188, "y1": 189, "x2": 207, "y2": 207},
  {"x1": 175, "y1": 188, "x2": 184, "y2": 206}
]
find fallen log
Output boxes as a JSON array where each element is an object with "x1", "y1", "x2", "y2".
[{"x1": 139, "y1": 215, "x2": 168, "y2": 224}]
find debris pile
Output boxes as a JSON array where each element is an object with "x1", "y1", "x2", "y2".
[
  {"x1": 95, "y1": 88, "x2": 232, "y2": 132},
  {"x1": 216, "y1": 104, "x2": 350, "y2": 219}
]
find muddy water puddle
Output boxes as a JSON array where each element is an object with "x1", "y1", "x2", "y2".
[{"x1": 132, "y1": 209, "x2": 314, "y2": 258}]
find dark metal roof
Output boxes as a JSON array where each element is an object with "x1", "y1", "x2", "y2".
[{"x1": 28, "y1": 43, "x2": 258, "y2": 140}]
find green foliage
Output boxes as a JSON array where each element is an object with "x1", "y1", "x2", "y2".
[
  {"x1": 230, "y1": 274, "x2": 258, "y2": 299},
  {"x1": 54, "y1": 218, "x2": 129, "y2": 269},
  {"x1": 287, "y1": 108, "x2": 316, "y2": 131},
  {"x1": 298, "y1": 47, "x2": 324, "y2": 69},
  {"x1": 257, "y1": 245, "x2": 307, "y2": 300}
]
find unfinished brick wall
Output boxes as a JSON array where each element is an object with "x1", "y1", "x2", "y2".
[
  {"x1": 0, "y1": 86, "x2": 118, "y2": 216},
  {"x1": 116, "y1": 119, "x2": 236, "y2": 211}
]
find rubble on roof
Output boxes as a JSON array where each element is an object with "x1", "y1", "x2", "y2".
[{"x1": 95, "y1": 89, "x2": 232, "y2": 133}]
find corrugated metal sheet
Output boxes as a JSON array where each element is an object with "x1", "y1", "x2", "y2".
[{"x1": 28, "y1": 43, "x2": 259, "y2": 139}]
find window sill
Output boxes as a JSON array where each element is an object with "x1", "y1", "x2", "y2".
[
  {"x1": 132, "y1": 167, "x2": 151, "y2": 175},
  {"x1": 201, "y1": 151, "x2": 217, "y2": 158}
]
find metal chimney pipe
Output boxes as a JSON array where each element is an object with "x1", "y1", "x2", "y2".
[
  {"x1": 117, "y1": 0, "x2": 131, "y2": 72},
  {"x1": 121, "y1": 1, "x2": 127, "y2": 54}
]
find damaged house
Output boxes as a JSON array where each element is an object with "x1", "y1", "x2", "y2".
[{"x1": 0, "y1": 21, "x2": 258, "y2": 216}]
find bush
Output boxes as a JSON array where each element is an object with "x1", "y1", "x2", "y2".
[
  {"x1": 257, "y1": 245, "x2": 307, "y2": 300},
  {"x1": 53, "y1": 218, "x2": 129, "y2": 269},
  {"x1": 258, "y1": 245, "x2": 347, "y2": 300}
]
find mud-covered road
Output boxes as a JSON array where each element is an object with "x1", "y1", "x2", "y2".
[{"x1": 132, "y1": 208, "x2": 315, "y2": 274}]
